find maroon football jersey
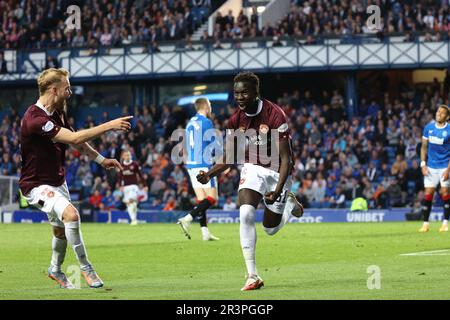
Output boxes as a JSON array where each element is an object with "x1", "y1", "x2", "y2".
[
  {"x1": 119, "y1": 161, "x2": 142, "y2": 186},
  {"x1": 226, "y1": 99, "x2": 293, "y2": 172},
  {"x1": 19, "y1": 103, "x2": 71, "y2": 195}
]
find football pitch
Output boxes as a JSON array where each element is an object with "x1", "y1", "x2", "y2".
[{"x1": 0, "y1": 222, "x2": 449, "y2": 300}]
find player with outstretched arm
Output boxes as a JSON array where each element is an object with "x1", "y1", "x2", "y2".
[{"x1": 19, "y1": 68, "x2": 132, "y2": 288}]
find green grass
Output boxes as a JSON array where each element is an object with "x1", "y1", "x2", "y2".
[{"x1": 0, "y1": 222, "x2": 449, "y2": 300}]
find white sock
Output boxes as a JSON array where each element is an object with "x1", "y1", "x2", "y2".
[
  {"x1": 128, "y1": 202, "x2": 137, "y2": 222},
  {"x1": 64, "y1": 221, "x2": 91, "y2": 270},
  {"x1": 184, "y1": 214, "x2": 193, "y2": 222},
  {"x1": 240, "y1": 204, "x2": 257, "y2": 276},
  {"x1": 423, "y1": 221, "x2": 430, "y2": 227},
  {"x1": 201, "y1": 226, "x2": 209, "y2": 238},
  {"x1": 51, "y1": 237, "x2": 67, "y2": 272},
  {"x1": 443, "y1": 219, "x2": 448, "y2": 226}
]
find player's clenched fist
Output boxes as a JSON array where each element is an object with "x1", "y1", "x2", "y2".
[
  {"x1": 196, "y1": 170, "x2": 210, "y2": 184},
  {"x1": 264, "y1": 191, "x2": 280, "y2": 205},
  {"x1": 107, "y1": 116, "x2": 133, "y2": 131}
]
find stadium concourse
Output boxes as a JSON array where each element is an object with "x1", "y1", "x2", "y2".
[{"x1": 0, "y1": 79, "x2": 447, "y2": 212}]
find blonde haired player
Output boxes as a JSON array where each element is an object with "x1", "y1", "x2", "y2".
[
  {"x1": 419, "y1": 104, "x2": 450, "y2": 233},
  {"x1": 118, "y1": 150, "x2": 143, "y2": 225},
  {"x1": 177, "y1": 97, "x2": 220, "y2": 241},
  {"x1": 19, "y1": 68, "x2": 132, "y2": 288}
]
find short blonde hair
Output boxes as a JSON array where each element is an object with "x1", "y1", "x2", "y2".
[
  {"x1": 194, "y1": 97, "x2": 210, "y2": 112},
  {"x1": 37, "y1": 68, "x2": 70, "y2": 96}
]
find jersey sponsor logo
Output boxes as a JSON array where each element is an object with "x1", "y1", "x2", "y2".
[
  {"x1": 42, "y1": 121, "x2": 55, "y2": 132},
  {"x1": 259, "y1": 124, "x2": 269, "y2": 134},
  {"x1": 429, "y1": 136, "x2": 444, "y2": 145}
]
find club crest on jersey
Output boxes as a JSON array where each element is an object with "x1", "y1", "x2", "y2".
[
  {"x1": 259, "y1": 124, "x2": 269, "y2": 134},
  {"x1": 42, "y1": 121, "x2": 54, "y2": 132}
]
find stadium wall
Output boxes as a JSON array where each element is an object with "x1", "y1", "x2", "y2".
[
  {"x1": 1, "y1": 208, "x2": 444, "y2": 224},
  {"x1": 2, "y1": 40, "x2": 450, "y2": 84}
]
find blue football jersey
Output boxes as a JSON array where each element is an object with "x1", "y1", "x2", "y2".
[
  {"x1": 185, "y1": 113, "x2": 218, "y2": 169},
  {"x1": 423, "y1": 121, "x2": 450, "y2": 169}
]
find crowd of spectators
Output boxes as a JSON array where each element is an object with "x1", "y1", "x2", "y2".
[
  {"x1": 5, "y1": 1, "x2": 450, "y2": 53},
  {"x1": 0, "y1": 0, "x2": 211, "y2": 50},
  {"x1": 2, "y1": 73, "x2": 450, "y2": 211},
  {"x1": 210, "y1": 1, "x2": 450, "y2": 44}
]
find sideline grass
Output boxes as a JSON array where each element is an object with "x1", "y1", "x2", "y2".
[{"x1": 0, "y1": 222, "x2": 449, "y2": 300}]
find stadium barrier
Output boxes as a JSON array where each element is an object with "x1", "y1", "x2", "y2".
[{"x1": 1, "y1": 208, "x2": 445, "y2": 224}]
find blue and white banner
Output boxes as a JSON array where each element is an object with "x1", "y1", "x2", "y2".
[{"x1": 2, "y1": 208, "x2": 445, "y2": 224}]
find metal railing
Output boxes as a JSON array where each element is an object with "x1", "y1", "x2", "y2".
[{"x1": 0, "y1": 175, "x2": 19, "y2": 208}]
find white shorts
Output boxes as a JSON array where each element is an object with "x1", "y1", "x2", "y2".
[
  {"x1": 24, "y1": 182, "x2": 71, "y2": 228},
  {"x1": 424, "y1": 167, "x2": 450, "y2": 188},
  {"x1": 239, "y1": 163, "x2": 292, "y2": 214},
  {"x1": 187, "y1": 167, "x2": 218, "y2": 189},
  {"x1": 123, "y1": 184, "x2": 139, "y2": 203}
]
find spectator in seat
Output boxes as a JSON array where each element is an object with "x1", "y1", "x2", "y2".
[
  {"x1": 0, "y1": 52, "x2": 8, "y2": 74},
  {"x1": 89, "y1": 190, "x2": 103, "y2": 210},
  {"x1": 223, "y1": 196, "x2": 237, "y2": 211},
  {"x1": 163, "y1": 196, "x2": 177, "y2": 211},
  {"x1": 329, "y1": 186, "x2": 346, "y2": 208},
  {"x1": 391, "y1": 154, "x2": 408, "y2": 176}
]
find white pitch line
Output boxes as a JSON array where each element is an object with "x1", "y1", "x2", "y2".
[{"x1": 400, "y1": 249, "x2": 450, "y2": 256}]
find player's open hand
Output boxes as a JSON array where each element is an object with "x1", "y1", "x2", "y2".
[
  {"x1": 421, "y1": 166, "x2": 429, "y2": 177},
  {"x1": 108, "y1": 116, "x2": 133, "y2": 132},
  {"x1": 101, "y1": 158, "x2": 123, "y2": 171},
  {"x1": 196, "y1": 170, "x2": 210, "y2": 184},
  {"x1": 264, "y1": 191, "x2": 280, "y2": 205}
]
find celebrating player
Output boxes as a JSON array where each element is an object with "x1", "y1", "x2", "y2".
[
  {"x1": 177, "y1": 97, "x2": 220, "y2": 241},
  {"x1": 118, "y1": 150, "x2": 143, "y2": 226},
  {"x1": 196, "y1": 72, "x2": 303, "y2": 291},
  {"x1": 419, "y1": 104, "x2": 450, "y2": 233},
  {"x1": 19, "y1": 68, "x2": 132, "y2": 288}
]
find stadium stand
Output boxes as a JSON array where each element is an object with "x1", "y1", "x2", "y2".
[
  {"x1": 1, "y1": 0, "x2": 450, "y2": 212},
  {"x1": 1, "y1": 77, "x2": 447, "y2": 210},
  {"x1": 0, "y1": 0, "x2": 212, "y2": 50}
]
